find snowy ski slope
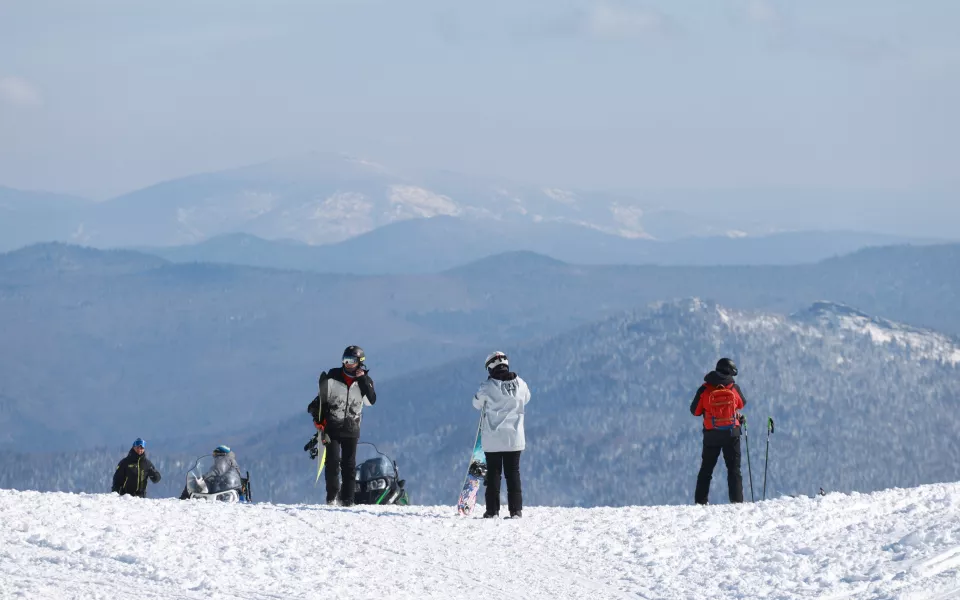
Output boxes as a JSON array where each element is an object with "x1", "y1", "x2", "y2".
[{"x1": 2, "y1": 483, "x2": 960, "y2": 599}]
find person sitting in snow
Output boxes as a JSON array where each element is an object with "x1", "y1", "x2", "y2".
[
  {"x1": 690, "y1": 358, "x2": 747, "y2": 505},
  {"x1": 473, "y1": 351, "x2": 531, "y2": 519},
  {"x1": 179, "y1": 445, "x2": 243, "y2": 499},
  {"x1": 111, "y1": 437, "x2": 162, "y2": 498}
]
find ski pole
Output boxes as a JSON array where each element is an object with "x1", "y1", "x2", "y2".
[
  {"x1": 762, "y1": 416, "x2": 775, "y2": 501},
  {"x1": 741, "y1": 414, "x2": 755, "y2": 502}
]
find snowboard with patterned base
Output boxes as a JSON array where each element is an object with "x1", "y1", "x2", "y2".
[{"x1": 457, "y1": 411, "x2": 487, "y2": 516}]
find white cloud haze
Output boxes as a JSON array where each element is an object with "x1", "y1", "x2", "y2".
[
  {"x1": 0, "y1": 0, "x2": 956, "y2": 198},
  {"x1": 0, "y1": 76, "x2": 41, "y2": 107}
]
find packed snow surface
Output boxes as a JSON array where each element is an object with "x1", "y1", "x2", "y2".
[{"x1": 2, "y1": 483, "x2": 960, "y2": 599}]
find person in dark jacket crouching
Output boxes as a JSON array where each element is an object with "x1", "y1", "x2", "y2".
[
  {"x1": 307, "y1": 345, "x2": 377, "y2": 507},
  {"x1": 691, "y1": 358, "x2": 747, "y2": 505},
  {"x1": 112, "y1": 437, "x2": 161, "y2": 498}
]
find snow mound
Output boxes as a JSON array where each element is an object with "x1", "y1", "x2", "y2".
[{"x1": 3, "y1": 482, "x2": 960, "y2": 599}]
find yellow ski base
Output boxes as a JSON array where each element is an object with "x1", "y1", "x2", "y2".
[{"x1": 315, "y1": 446, "x2": 326, "y2": 485}]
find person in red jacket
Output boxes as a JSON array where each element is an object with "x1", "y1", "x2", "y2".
[{"x1": 690, "y1": 358, "x2": 746, "y2": 504}]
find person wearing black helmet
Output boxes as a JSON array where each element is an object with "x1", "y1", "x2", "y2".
[
  {"x1": 690, "y1": 358, "x2": 747, "y2": 505},
  {"x1": 111, "y1": 437, "x2": 162, "y2": 498},
  {"x1": 307, "y1": 345, "x2": 377, "y2": 506}
]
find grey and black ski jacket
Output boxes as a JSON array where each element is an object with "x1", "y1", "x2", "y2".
[{"x1": 308, "y1": 367, "x2": 376, "y2": 439}]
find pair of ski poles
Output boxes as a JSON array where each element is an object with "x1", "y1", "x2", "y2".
[{"x1": 742, "y1": 415, "x2": 774, "y2": 502}]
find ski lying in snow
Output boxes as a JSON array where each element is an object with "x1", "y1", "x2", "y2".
[{"x1": 457, "y1": 409, "x2": 487, "y2": 516}]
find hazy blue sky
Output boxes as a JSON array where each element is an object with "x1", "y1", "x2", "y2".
[{"x1": 0, "y1": 0, "x2": 957, "y2": 199}]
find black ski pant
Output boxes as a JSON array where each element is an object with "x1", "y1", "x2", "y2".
[
  {"x1": 484, "y1": 451, "x2": 522, "y2": 515},
  {"x1": 324, "y1": 436, "x2": 358, "y2": 505},
  {"x1": 695, "y1": 435, "x2": 744, "y2": 504}
]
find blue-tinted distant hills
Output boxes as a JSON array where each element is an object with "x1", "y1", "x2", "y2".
[{"x1": 133, "y1": 216, "x2": 937, "y2": 273}]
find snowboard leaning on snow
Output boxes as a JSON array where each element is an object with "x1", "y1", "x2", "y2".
[{"x1": 457, "y1": 410, "x2": 487, "y2": 516}]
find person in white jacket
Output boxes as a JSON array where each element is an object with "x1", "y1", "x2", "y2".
[{"x1": 472, "y1": 351, "x2": 531, "y2": 518}]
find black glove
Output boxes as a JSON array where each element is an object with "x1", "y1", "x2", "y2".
[
  {"x1": 321, "y1": 431, "x2": 331, "y2": 445},
  {"x1": 737, "y1": 413, "x2": 746, "y2": 425}
]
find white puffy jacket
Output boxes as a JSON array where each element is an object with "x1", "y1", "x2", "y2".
[{"x1": 472, "y1": 372, "x2": 531, "y2": 452}]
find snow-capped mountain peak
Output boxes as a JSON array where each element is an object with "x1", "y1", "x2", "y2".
[
  {"x1": 641, "y1": 299, "x2": 960, "y2": 366},
  {"x1": 792, "y1": 301, "x2": 960, "y2": 365}
]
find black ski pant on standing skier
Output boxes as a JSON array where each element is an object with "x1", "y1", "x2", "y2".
[
  {"x1": 485, "y1": 451, "x2": 522, "y2": 515},
  {"x1": 694, "y1": 432, "x2": 744, "y2": 505},
  {"x1": 324, "y1": 435, "x2": 358, "y2": 506}
]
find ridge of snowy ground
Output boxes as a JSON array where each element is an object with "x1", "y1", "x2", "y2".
[{"x1": 3, "y1": 483, "x2": 960, "y2": 599}]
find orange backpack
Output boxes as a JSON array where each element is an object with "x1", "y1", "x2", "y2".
[{"x1": 702, "y1": 384, "x2": 740, "y2": 430}]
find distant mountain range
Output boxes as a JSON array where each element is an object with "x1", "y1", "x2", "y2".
[
  {"x1": 0, "y1": 186, "x2": 91, "y2": 252},
  {"x1": 309, "y1": 298, "x2": 960, "y2": 507},
  {"x1": 2, "y1": 241, "x2": 959, "y2": 457},
  {"x1": 3, "y1": 299, "x2": 959, "y2": 509},
  {"x1": 2, "y1": 153, "x2": 956, "y2": 252},
  {"x1": 133, "y1": 221, "x2": 934, "y2": 273}
]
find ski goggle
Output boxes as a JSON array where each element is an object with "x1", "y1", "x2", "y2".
[
  {"x1": 342, "y1": 356, "x2": 364, "y2": 365},
  {"x1": 132, "y1": 438, "x2": 145, "y2": 448},
  {"x1": 214, "y1": 445, "x2": 231, "y2": 455}
]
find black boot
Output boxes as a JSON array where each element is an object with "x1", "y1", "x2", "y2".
[
  {"x1": 482, "y1": 511, "x2": 498, "y2": 518},
  {"x1": 508, "y1": 510, "x2": 522, "y2": 519}
]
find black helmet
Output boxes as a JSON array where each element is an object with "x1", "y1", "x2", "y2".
[
  {"x1": 716, "y1": 358, "x2": 738, "y2": 377},
  {"x1": 342, "y1": 345, "x2": 365, "y2": 365}
]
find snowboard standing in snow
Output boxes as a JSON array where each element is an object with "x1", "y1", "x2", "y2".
[{"x1": 457, "y1": 410, "x2": 487, "y2": 516}]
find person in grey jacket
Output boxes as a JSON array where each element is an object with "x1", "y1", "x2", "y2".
[
  {"x1": 307, "y1": 345, "x2": 377, "y2": 506},
  {"x1": 472, "y1": 351, "x2": 531, "y2": 518}
]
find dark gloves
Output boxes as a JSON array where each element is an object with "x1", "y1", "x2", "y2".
[
  {"x1": 321, "y1": 431, "x2": 331, "y2": 445},
  {"x1": 150, "y1": 470, "x2": 161, "y2": 483},
  {"x1": 356, "y1": 373, "x2": 376, "y2": 405}
]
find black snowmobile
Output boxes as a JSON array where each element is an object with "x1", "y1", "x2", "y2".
[{"x1": 354, "y1": 442, "x2": 410, "y2": 506}]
